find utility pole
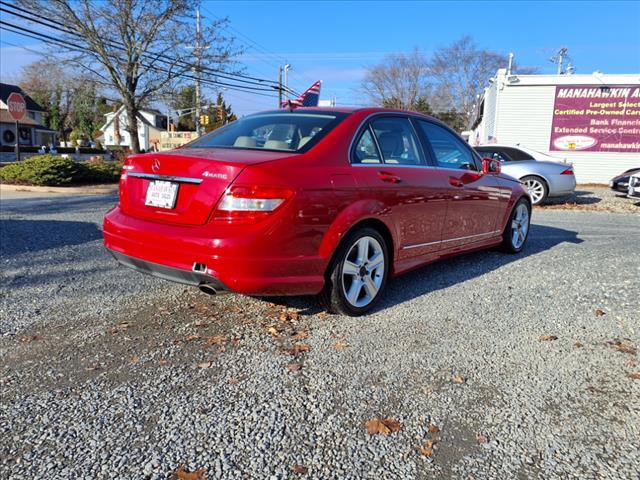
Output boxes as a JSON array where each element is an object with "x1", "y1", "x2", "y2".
[
  {"x1": 194, "y1": 7, "x2": 202, "y2": 136},
  {"x1": 284, "y1": 64, "x2": 291, "y2": 101},
  {"x1": 551, "y1": 47, "x2": 568, "y2": 75},
  {"x1": 278, "y1": 65, "x2": 283, "y2": 107}
]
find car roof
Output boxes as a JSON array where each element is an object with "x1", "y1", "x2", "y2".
[
  {"x1": 476, "y1": 144, "x2": 524, "y2": 149},
  {"x1": 256, "y1": 106, "x2": 441, "y2": 118}
]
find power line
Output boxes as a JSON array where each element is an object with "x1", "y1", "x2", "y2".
[
  {"x1": 199, "y1": 3, "x2": 311, "y2": 93},
  {"x1": 0, "y1": 21, "x2": 280, "y2": 98},
  {"x1": 0, "y1": 1, "x2": 296, "y2": 94}
]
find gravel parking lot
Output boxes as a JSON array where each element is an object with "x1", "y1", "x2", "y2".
[{"x1": 1, "y1": 193, "x2": 638, "y2": 480}]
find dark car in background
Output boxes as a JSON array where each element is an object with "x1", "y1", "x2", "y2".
[{"x1": 609, "y1": 167, "x2": 640, "y2": 193}]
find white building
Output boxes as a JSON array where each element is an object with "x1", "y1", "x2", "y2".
[
  {"x1": 468, "y1": 70, "x2": 640, "y2": 183},
  {"x1": 100, "y1": 106, "x2": 167, "y2": 151}
]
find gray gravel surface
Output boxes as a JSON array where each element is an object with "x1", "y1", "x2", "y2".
[{"x1": 1, "y1": 193, "x2": 639, "y2": 479}]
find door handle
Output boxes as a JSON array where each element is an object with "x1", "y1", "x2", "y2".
[
  {"x1": 378, "y1": 171, "x2": 402, "y2": 184},
  {"x1": 449, "y1": 177, "x2": 464, "y2": 187}
]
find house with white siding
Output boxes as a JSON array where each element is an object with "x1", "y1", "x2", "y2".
[
  {"x1": 0, "y1": 83, "x2": 57, "y2": 147},
  {"x1": 468, "y1": 70, "x2": 640, "y2": 183},
  {"x1": 100, "y1": 106, "x2": 167, "y2": 151}
]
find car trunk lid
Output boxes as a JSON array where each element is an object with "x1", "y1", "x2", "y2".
[{"x1": 119, "y1": 148, "x2": 297, "y2": 226}]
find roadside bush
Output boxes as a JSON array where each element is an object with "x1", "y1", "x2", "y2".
[{"x1": 0, "y1": 154, "x2": 123, "y2": 186}]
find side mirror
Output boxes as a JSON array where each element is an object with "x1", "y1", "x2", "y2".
[{"x1": 482, "y1": 157, "x2": 501, "y2": 175}]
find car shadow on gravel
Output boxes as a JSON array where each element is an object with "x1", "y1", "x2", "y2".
[
  {"x1": 377, "y1": 223, "x2": 583, "y2": 312},
  {"x1": 270, "y1": 223, "x2": 583, "y2": 315},
  {"x1": 0, "y1": 219, "x2": 103, "y2": 256}
]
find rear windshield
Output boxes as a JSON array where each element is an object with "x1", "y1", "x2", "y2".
[{"x1": 185, "y1": 112, "x2": 347, "y2": 152}]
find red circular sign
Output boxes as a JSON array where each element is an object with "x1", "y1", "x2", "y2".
[{"x1": 7, "y1": 92, "x2": 26, "y2": 122}]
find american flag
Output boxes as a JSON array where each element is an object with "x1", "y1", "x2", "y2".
[{"x1": 281, "y1": 80, "x2": 321, "y2": 108}]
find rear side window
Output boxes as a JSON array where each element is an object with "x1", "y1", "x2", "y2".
[
  {"x1": 418, "y1": 121, "x2": 478, "y2": 171},
  {"x1": 503, "y1": 147, "x2": 534, "y2": 160},
  {"x1": 353, "y1": 128, "x2": 382, "y2": 164},
  {"x1": 186, "y1": 113, "x2": 346, "y2": 152},
  {"x1": 370, "y1": 117, "x2": 423, "y2": 165}
]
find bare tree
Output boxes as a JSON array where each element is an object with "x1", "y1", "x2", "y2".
[
  {"x1": 361, "y1": 49, "x2": 431, "y2": 110},
  {"x1": 19, "y1": 60, "x2": 74, "y2": 143},
  {"x1": 429, "y1": 36, "x2": 508, "y2": 127},
  {"x1": 19, "y1": 0, "x2": 237, "y2": 152}
]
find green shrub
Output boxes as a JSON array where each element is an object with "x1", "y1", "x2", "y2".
[
  {"x1": 0, "y1": 154, "x2": 123, "y2": 186},
  {"x1": 0, "y1": 155, "x2": 80, "y2": 186}
]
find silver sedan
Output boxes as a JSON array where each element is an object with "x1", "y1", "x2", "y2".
[{"x1": 475, "y1": 144, "x2": 576, "y2": 205}]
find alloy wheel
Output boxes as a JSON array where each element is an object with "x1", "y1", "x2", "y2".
[
  {"x1": 524, "y1": 178, "x2": 545, "y2": 204},
  {"x1": 341, "y1": 236, "x2": 385, "y2": 308},
  {"x1": 511, "y1": 203, "x2": 529, "y2": 249}
]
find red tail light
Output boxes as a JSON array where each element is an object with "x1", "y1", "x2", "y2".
[
  {"x1": 561, "y1": 167, "x2": 574, "y2": 175},
  {"x1": 212, "y1": 185, "x2": 294, "y2": 223}
]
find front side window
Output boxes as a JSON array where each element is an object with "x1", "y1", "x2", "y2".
[
  {"x1": 419, "y1": 121, "x2": 478, "y2": 171},
  {"x1": 186, "y1": 112, "x2": 346, "y2": 152},
  {"x1": 478, "y1": 149, "x2": 511, "y2": 163},
  {"x1": 370, "y1": 117, "x2": 423, "y2": 166}
]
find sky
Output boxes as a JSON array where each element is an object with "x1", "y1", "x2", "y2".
[{"x1": 1, "y1": 0, "x2": 639, "y2": 116}]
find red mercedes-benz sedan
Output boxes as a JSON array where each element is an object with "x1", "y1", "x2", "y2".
[{"x1": 103, "y1": 107, "x2": 531, "y2": 315}]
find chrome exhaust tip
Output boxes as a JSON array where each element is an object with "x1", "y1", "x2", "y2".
[{"x1": 198, "y1": 283, "x2": 217, "y2": 295}]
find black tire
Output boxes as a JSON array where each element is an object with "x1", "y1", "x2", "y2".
[
  {"x1": 501, "y1": 198, "x2": 531, "y2": 253},
  {"x1": 521, "y1": 175, "x2": 548, "y2": 205},
  {"x1": 319, "y1": 227, "x2": 389, "y2": 316}
]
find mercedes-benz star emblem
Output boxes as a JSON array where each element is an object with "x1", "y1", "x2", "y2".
[{"x1": 152, "y1": 159, "x2": 161, "y2": 173}]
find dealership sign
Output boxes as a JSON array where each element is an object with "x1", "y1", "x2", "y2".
[{"x1": 549, "y1": 85, "x2": 640, "y2": 153}]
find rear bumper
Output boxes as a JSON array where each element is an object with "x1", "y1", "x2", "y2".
[
  {"x1": 103, "y1": 205, "x2": 327, "y2": 296},
  {"x1": 547, "y1": 174, "x2": 576, "y2": 197},
  {"x1": 108, "y1": 249, "x2": 228, "y2": 291}
]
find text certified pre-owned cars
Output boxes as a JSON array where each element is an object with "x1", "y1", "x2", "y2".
[{"x1": 104, "y1": 108, "x2": 531, "y2": 315}]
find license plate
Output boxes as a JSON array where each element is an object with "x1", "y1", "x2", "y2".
[{"x1": 145, "y1": 180, "x2": 178, "y2": 209}]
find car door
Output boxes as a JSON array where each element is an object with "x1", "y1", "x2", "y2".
[
  {"x1": 351, "y1": 115, "x2": 448, "y2": 259},
  {"x1": 416, "y1": 120, "x2": 503, "y2": 249}
]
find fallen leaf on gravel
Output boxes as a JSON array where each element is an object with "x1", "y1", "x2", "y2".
[
  {"x1": 19, "y1": 335, "x2": 43, "y2": 343},
  {"x1": 475, "y1": 433, "x2": 488, "y2": 444},
  {"x1": 206, "y1": 335, "x2": 227, "y2": 345},
  {"x1": 265, "y1": 326, "x2": 281, "y2": 337},
  {"x1": 291, "y1": 330, "x2": 309, "y2": 341},
  {"x1": 608, "y1": 340, "x2": 637, "y2": 355},
  {"x1": 197, "y1": 362, "x2": 212, "y2": 369},
  {"x1": 285, "y1": 363, "x2": 303, "y2": 371},
  {"x1": 158, "y1": 359, "x2": 168, "y2": 366},
  {"x1": 281, "y1": 344, "x2": 311, "y2": 356},
  {"x1": 186, "y1": 335, "x2": 201, "y2": 342},
  {"x1": 194, "y1": 322, "x2": 209, "y2": 328},
  {"x1": 595, "y1": 308, "x2": 606, "y2": 317},
  {"x1": 452, "y1": 375, "x2": 466, "y2": 384},
  {"x1": 539, "y1": 335, "x2": 558, "y2": 342},
  {"x1": 171, "y1": 466, "x2": 207, "y2": 480},
  {"x1": 574, "y1": 342, "x2": 584, "y2": 348},
  {"x1": 627, "y1": 372, "x2": 640, "y2": 380},
  {"x1": 366, "y1": 418, "x2": 401, "y2": 435},
  {"x1": 332, "y1": 341, "x2": 348, "y2": 351},
  {"x1": 130, "y1": 356, "x2": 140, "y2": 365},
  {"x1": 428, "y1": 423, "x2": 440, "y2": 433},
  {"x1": 291, "y1": 464, "x2": 308, "y2": 474},
  {"x1": 85, "y1": 364, "x2": 101, "y2": 371},
  {"x1": 418, "y1": 439, "x2": 435, "y2": 457}
]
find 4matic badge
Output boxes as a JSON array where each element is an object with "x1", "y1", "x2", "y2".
[{"x1": 202, "y1": 171, "x2": 228, "y2": 180}]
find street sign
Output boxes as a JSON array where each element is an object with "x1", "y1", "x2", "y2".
[{"x1": 7, "y1": 92, "x2": 26, "y2": 122}]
